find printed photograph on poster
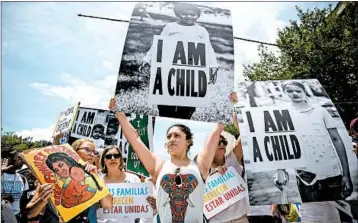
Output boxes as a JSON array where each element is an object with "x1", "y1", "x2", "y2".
[
  {"x1": 52, "y1": 102, "x2": 80, "y2": 137},
  {"x1": 246, "y1": 168, "x2": 302, "y2": 205},
  {"x1": 114, "y1": 2, "x2": 235, "y2": 123},
  {"x1": 22, "y1": 144, "x2": 109, "y2": 222},
  {"x1": 237, "y1": 79, "x2": 358, "y2": 204},
  {"x1": 70, "y1": 107, "x2": 119, "y2": 149},
  {"x1": 97, "y1": 183, "x2": 153, "y2": 219}
]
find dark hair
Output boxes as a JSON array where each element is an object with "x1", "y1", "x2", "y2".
[
  {"x1": 92, "y1": 124, "x2": 105, "y2": 133},
  {"x1": 282, "y1": 81, "x2": 307, "y2": 93},
  {"x1": 100, "y1": 145, "x2": 124, "y2": 174},
  {"x1": 46, "y1": 152, "x2": 102, "y2": 190},
  {"x1": 166, "y1": 124, "x2": 193, "y2": 152},
  {"x1": 173, "y1": 3, "x2": 201, "y2": 18}
]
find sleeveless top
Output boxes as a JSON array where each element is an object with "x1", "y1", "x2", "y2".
[
  {"x1": 208, "y1": 152, "x2": 249, "y2": 223},
  {"x1": 156, "y1": 160, "x2": 205, "y2": 223}
]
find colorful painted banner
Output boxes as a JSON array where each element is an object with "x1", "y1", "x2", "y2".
[
  {"x1": 53, "y1": 102, "x2": 80, "y2": 137},
  {"x1": 98, "y1": 183, "x2": 153, "y2": 219},
  {"x1": 22, "y1": 144, "x2": 109, "y2": 222},
  {"x1": 203, "y1": 166, "x2": 248, "y2": 219}
]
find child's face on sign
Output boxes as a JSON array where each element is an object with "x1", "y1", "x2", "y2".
[
  {"x1": 70, "y1": 166, "x2": 85, "y2": 182},
  {"x1": 178, "y1": 10, "x2": 199, "y2": 25},
  {"x1": 92, "y1": 128, "x2": 104, "y2": 139}
]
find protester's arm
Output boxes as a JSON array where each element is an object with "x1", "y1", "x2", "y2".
[
  {"x1": 52, "y1": 132, "x2": 64, "y2": 145},
  {"x1": 109, "y1": 98, "x2": 164, "y2": 181},
  {"x1": 27, "y1": 184, "x2": 52, "y2": 219},
  {"x1": 196, "y1": 123, "x2": 225, "y2": 180},
  {"x1": 233, "y1": 136, "x2": 243, "y2": 163}
]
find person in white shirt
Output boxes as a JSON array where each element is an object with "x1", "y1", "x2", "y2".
[
  {"x1": 1, "y1": 151, "x2": 29, "y2": 222},
  {"x1": 109, "y1": 97, "x2": 224, "y2": 223},
  {"x1": 139, "y1": 2, "x2": 219, "y2": 120},
  {"x1": 282, "y1": 81, "x2": 352, "y2": 202},
  {"x1": 205, "y1": 135, "x2": 249, "y2": 223},
  {"x1": 97, "y1": 145, "x2": 155, "y2": 223}
]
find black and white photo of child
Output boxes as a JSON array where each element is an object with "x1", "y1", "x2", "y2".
[
  {"x1": 91, "y1": 124, "x2": 105, "y2": 148},
  {"x1": 237, "y1": 79, "x2": 358, "y2": 205},
  {"x1": 115, "y1": 2, "x2": 234, "y2": 123}
]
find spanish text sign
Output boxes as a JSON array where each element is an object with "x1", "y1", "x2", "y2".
[
  {"x1": 204, "y1": 167, "x2": 248, "y2": 219},
  {"x1": 99, "y1": 183, "x2": 153, "y2": 219},
  {"x1": 149, "y1": 35, "x2": 210, "y2": 107},
  {"x1": 241, "y1": 107, "x2": 306, "y2": 171}
]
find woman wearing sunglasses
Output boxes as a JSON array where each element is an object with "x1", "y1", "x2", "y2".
[
  {"x1": 109, "y1": 97, "x2": 225, "y2": 223},
  {"x1": 97, "y1": 145, "x2": 156, "y2": 223},
  {"x1": 205, "y1": 107, "x2": 249, "y2": 223}
]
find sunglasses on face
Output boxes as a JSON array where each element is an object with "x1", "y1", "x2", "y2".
[
  {"x1": 219, "y1": 139, "x2": 228, "y2": 146},
  {"x1": 104, "y1": 154, "x2": 121, "y2": 160}
]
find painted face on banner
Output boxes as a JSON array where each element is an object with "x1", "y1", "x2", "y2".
[
  {"x1": 70, "y1": 166, "x2": 85, "y2": 182},
  {"x1": 284, "y1": 84, "x2": 306, "y2": 103},
  {"x1": 52, "y1": 160, "x2": 71, "y2": 178},
  {"x1": 166, "y1": 127, "x2": 190, "y2": 156},
  {"x1": 178, "y1": 10, "x2": 199, "y2": 25}
]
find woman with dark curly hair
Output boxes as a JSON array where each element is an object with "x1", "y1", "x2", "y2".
[{"x1": 109, "y1": 97, "x2": 224, "y2": 223}]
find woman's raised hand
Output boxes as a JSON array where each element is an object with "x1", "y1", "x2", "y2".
[{"x1": 85, "y1": 162, "x2": 98, "y2": 174}]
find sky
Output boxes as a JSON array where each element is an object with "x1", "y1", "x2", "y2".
[{"x1": 1, "y1": 1, "x2": 335, "y2": 141}]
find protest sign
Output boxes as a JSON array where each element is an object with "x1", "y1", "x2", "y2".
[
  {"x1": 125, "y1": 114, "x2": 153, "y2": 177},
  {"x1": 237, "y1": 79, "x2": 357, "y2": 205},
  {"x1": 149, "y1": 35, "x2": 210, "y2": 107},
  {"x1": 241, "y1": 107, "x2": 306, "y2": 172},
  {"x1": 22, "y1": 144, "x2": 109, "y2": 222},
  {"x1": 70, "y1": 107, "x2": 113, "y2": 149},
  {"x1": 114, "y1": 2, "x2": 234, "y2": 123},
  {"x1": 53, "y1": 102, "x2": 80, "y2": 137},
  {"x1": 98, "y1": 183, "x2": 153, "y2": 219},
  {"x1": 203, "y1": 167, "x2": 248, "y2": 219}
]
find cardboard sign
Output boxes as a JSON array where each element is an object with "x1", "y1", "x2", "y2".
[
  {"x1": 149, "y1": 35, "x2": 210, "y2": 107},
  {"x1": 53, "y1": 102, "x2": 80, "y2": 137},
  {"x1": 22, "y1": 145, "x2": 109, "y2": 222},
  {"x1": 203, "y1": 167, "x2": 248, "y2": 219},
  {"x1": 98, "y1": 183, "x2": 153, "y2": 219},
  {"x1": 241, "y1": 107, "x2": 306, "y2": 171},
  {"x1": 114, "y1": 2, "x2": 234, "y2": 123},
  {"x1": 126, "y1": 114, "x2": 153, "y2": 177}
]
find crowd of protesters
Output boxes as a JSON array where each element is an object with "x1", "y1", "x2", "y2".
[{"x1": 1, "y1": 95, "x2": 357, "y2": 223}]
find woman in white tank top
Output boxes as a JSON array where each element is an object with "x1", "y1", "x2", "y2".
[{"x1": 109, "y1": 98, "x2": 225, "y2": 223}]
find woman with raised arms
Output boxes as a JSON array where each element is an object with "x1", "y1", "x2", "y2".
[{"x1": 109, "y1": 97, "x2": 225, "y2": 223}]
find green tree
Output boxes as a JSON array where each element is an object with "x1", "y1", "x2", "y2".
[
  {"x1": 243, "y1": 3, "x2": 358, "y2": 125},
  {"x1": 224, "y1": 123, "x2": 239, "y2": 139},
  {"x1": 1, "y1": 131, "x2": 52, "y2": 157}
]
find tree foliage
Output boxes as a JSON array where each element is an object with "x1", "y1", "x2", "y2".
[
  {"x1": 224, "y1": 123, "x2": 239, "y2": 139},
  {"x1": 243, "y1": 3, "x2": 358, "y2": 125},
  {"x1": 1, "y1": 131, "x2": 52, "y2": 157}
]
